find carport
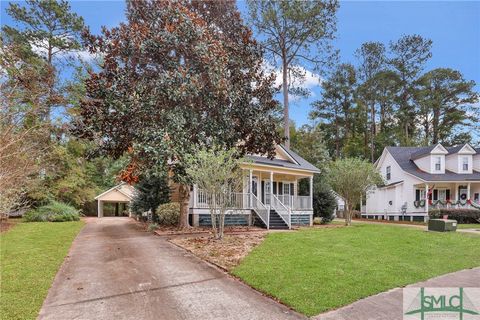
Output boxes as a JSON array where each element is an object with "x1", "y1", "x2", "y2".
[{"x1": 95, "y1": 182, "x2": 136, "y2": 217}]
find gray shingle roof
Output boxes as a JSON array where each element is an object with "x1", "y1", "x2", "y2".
[
  {"x1": 386, "y1": 146, "x2": 480, "y2": 182},
  {"x1": 245, "y1": 145, "x2": 320, "y2": 173}
]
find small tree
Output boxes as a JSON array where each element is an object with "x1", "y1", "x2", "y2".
[
  {"x1": 326, "y1": 158, "x2": 383, "y2": 226},
  {"x1": 312, "y1": 182, "x2": 337, "y2": 224},
  {"x1": 131, "y1": 171, "x2": 171, "y2": 217},
  {"x1": 185, "y1": 147, "x2": 244, "y2": 240}
]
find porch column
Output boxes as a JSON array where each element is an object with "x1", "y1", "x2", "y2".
[
  {"x1": 270, "y1": 171, "x2": 274, "y2": 203},
  {"x1": 249, "y1": 169, "x2": 253, "y2": 208},
  {"x1": 193, "y1": 184, "x2": 197, "y2": 208},
  {"x1": 310, "y1": 175, "x2": 314, "y2": 209},
  {"x1": 294, "y1": 178, "x2": 298, "y2": 209},
  {"x1": 425, "y1": 183, "x2": 429, "y2": 214},
  {"x1": 467, "y1": 183, "x2": 471, "y2": 207}
]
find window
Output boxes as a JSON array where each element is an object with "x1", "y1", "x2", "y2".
[
  {"x1": 415, "y1": 189, "x2": 426, "y2": 201},
  {"x1": 462, "y1": 157, "x2": 469, "y2": 171},
  {"x1": 435, "y1": 157, "x2": 442, "y2": 171},
  {"x1": 386, "y1": 166, "x2": 391, "y2": 180}
]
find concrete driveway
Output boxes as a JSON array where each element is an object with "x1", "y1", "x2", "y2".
[{"x1": 39, "y1": 217, "x2": 303, "y2": 320}]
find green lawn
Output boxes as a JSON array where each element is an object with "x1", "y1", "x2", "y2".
[
  {"x1": 232, "y1": 224, "x2": 480, "y2": 316},
  {"x1": 458, "y1": 224, "x2": 480, "y2": 229},
  {"x1": 0, "y1": 221, "x2": 84, "y2": 320}
]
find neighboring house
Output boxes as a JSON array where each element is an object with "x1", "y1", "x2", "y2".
[
  {"x1": 333, "y1": 192, "x2": 345, "y2": 218},
  {"x1": 95, "y1": 182, "x2": 136, "y2": 217},
  {"x1": 174, "y1": 144, "x2": 319, "y2": 229},
  {"x1": 365, "y1": 144, "x2": 480, "y2": 222}
]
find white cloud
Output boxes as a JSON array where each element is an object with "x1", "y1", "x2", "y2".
[{"x1": 30, "y1": 38, "x2": 97, "y2": 63}]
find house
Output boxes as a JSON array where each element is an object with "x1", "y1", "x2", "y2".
[
  {"x1": 365, "y1": 143, "x2": 480, "y2": 222},
  {"x1": 95, "y1": 182, "x2": 136, "y2": 217},
  {"x1": 182, "y1": 144, "x2": 320, "y2": 229}
]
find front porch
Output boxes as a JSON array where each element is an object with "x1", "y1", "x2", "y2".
[
  {"x1": 414, "y1": 182, "x2": 480, "y2": 212},
  {"x1": 189, "y1": 168, "x2": 314, "y2": 229}
]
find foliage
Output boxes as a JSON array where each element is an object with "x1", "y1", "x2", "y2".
[
  {"x1": 2, "y1": 0, "x2": 86, "y2": 119},
  {"x1": 147, "y1": 223, "x2": 159, "y2": 232},
  {"x1": 1, "y1": 221, "x2": 84, "y2": 320},
  {"x1": 429, "y1": 209, "x2": 480, "y2": 224},
  {"x1": 290, "y1": 124, "x2": 330, "y2": 170},
  {"x1": 312, "y1": 185, "x2": 337, "y2": 224},
  {"x1": 325, "y1": 158, "x2": 383, "y2": 225},
  {"x1": 131, "y1": 171, "x2": 171, "y2": 215},
  {"x1": 414, "y1": 68, "x2": 478, "y2": 144},
  {"x1": 233, "y1": 224, "x2": 480, "y2": 316},
  {"x1": 24, "y1": 200, "x2": 80, "y2": 222},
  {"x1": 247, "y1": 0, "x2": 339, "y2": 148},
  {"x1": 155, "y1": 203, "x2": 180, "y2": 226},
  {"x1": 75, "y1": 1, "x2": 281, "y2": 227},
  {"x1": 310, "y1": 34, "x2": 478, "y2": 161},
  {"x1": 185, "y1": 147, "x2": 244, "y2": 239}
]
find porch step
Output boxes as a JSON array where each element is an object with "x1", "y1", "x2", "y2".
[{"x1": 269, "y1": 210, "x2": 289, "y2": 230}]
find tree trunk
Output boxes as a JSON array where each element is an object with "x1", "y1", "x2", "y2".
[
  {"x1": 432, "y1": 105, "x2": 440, "y2": 144},
  {"x1": 282, "y1": 59, "x2": 290, "y2": 149},
  {"x1": 345, "y1": 202, "x2": 352, "y2": 226},
  {"x1": 178, "y1": 184, "x2": 191, "y2": 228},
  {"x1": 370, "y1": 101, "x2": 376, "y2": 163}
]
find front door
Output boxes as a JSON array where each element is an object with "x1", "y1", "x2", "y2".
[
  {"x1": 459, "y1": 187, "x2": 468, "y2": 201},
  {"x1": 264, "y1": 180, "x2": 271, "y2": 205},
  {"x1": 251, "y1": 176, "x2": 258, "y2": 197}
]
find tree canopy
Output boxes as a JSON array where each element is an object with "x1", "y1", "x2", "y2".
[{"x1": 75, "y1": 0, "x2": 281, "y2": 226}]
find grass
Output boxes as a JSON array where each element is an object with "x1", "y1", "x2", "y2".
[
  {"x1": 232, "y1": 224, "x2": 480, "y2": 316},
  {"x1": 0, "y1": 221, "x2": 84, "y2": 320},
  {"x1": 458, "y1": 223, "x2": 480, "y2": 229}
]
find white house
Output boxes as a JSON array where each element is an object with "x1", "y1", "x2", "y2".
[
  {"x1": 171, "y1": 144, "x2": 320, "y2": 229},
  {"x1": 365, "y1": 143, "x2": 480, "y2": 222}
]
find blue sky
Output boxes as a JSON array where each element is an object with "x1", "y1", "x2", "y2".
[{"x1": 2, "y1": 0, "x2": 479, "y2": 129}]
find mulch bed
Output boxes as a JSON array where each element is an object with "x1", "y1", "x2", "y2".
[
  {"x1": 153, "y1": 225, "x2": 264, "y2": 236},
  {"x1": 170, "y1": 233, "x2": 266, "y2": 271}
]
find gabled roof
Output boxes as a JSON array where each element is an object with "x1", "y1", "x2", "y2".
[
  {"x1": 446, "y1": 143, "x2": 477, "y2": 155},
  {"x1": 386, "y1": 146, "x2": 480, "y2": 182},
  {"x1": 245, "y1": 145, "x2": 320, "y2": 173},
  {"x1": 410, "y1": 144, "x2": 448, "y2": 160},
  {"x1": 95, "y1": 182, "x2": 136, "y2": 200}
]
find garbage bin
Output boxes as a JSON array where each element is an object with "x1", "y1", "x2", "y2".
[{"x1": 428, "y1": 219, "x2": 457, "y2": 232}]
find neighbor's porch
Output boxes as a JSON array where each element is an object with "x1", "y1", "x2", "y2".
[{"x1": 413, "y1": 182, "x2": 480, "y2": 212}]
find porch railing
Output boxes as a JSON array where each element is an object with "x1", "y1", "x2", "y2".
[
  {"x1": 250, "y1": 193, "x2": 269, "y2": 229},
  {"x1": 271, "y1": 194, "x2": 291, "y2": 229},
  {"x1": 196, "y1": 190, "x2": 249, "y2": 209},
  {"x1": 276, "y1": 195, "x2": 311, "y2": 210}
]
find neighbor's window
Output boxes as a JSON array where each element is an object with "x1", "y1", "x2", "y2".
[
  {"x1": 435, "y1": 156, "x2": 442, "y2": 171},
  {"x1": 386, "y1": 166, "x2": 391, "y2": 180},
  {"x1": 462, "y1": 157, "x2": 469, "y2": 171}
]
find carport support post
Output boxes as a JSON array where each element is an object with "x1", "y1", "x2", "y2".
[{"x1": 97, "y1": 200, "x2": 103, "y2": 218}]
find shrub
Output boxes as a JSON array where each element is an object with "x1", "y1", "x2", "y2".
[
  {"x1": 147, "y1": 223, "x2": 159, "y2": 232},
  {"x1": 312, "y1": 186, "x2": 337, "y2": 224},
  {"x1": 24, "y1": 201, "x2": 80, "y2": 222},
  {"x1": 429, "y1": 209, "x2": 480, "y2": 224},
  {"x1": 155, "y1": 202, "x2": 180, "y2": 226}
]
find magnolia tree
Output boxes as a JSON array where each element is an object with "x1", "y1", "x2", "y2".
[
  {"x1": 74, "y1": 1, "x2": 280, "y2": 227},
  {"x1": 185, "y1": 147, "x2": 244, "y2": 240},
  {"x1": 326, "y1": 158, "x2": 383, "y2": 226}
]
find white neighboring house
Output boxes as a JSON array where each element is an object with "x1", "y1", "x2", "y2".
[{"x1": 365, "y1": 143, "x2": 480, "y2": 222}]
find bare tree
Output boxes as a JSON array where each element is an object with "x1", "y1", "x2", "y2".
[{"x1": 185, "y1": 147, "x2": 244, "y2": 240}]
